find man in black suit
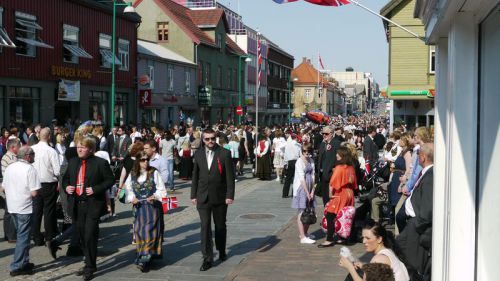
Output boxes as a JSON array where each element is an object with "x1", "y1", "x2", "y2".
[
  {"x1": 26, "y1": 127, "x2": 38, "y2": 146},
  {"x1": 363, "y1": 126, "x2": 379, "y2": 171},
  {"x1": 112, "y1": 126, "x2": 131, "y2": 162},
  {"x1": 62, "y1": 137, "x2": 114, "y2": 281},
  {"x1": 191, "y1": 128, "x2": 235, "y2": 271},
  {"x1": 106, "y1": 126, "x2": 118, "y2": 156},
  {"x1": 317, "y1": 126, "x2": 342, "y2": 206},
  {"x1": 397, "y1": 143, "x2": 433, "y2": 280}
]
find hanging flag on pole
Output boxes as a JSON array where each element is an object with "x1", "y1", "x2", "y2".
[
  {"x1": 272, "y1": 0, "x2": 299, "y2": 3},
  {"x1": 273, "y1": 0, "x2": 349, "y2": 6},
  {"x1": 319, "y1": 54, "x2": 325, "y2": 69},
  {"x1": 257, "y1": 38, "x2": 262, "y2": 90}
]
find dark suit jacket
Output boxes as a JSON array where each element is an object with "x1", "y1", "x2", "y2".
[
  {"x1": 317, "y1": 136, "x2": 342, "y2": 182},
  {"x1": 397, "y1": 167, "x2": 433, "y2": 273},
  {"x1": 62, "y1": 155, "x2": 114, "y2": 220},
  {"x1": 191, "y1": 145, "x2": 235, "y2": 205},
  {"x1": 112, "y1": 135, "x2": 132, "y2": 159},
  {"x1": 363, "y1": 136, "x2": 379, "y2": 163},
  {"x1": 28, "y1": 133, "x2": 39, "y2": 146},
  {"x1": 106, "y1": 133, "x2": 117, "y2": 155}
]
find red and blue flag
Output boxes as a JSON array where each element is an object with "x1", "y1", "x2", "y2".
[{"x1": 273, "y1": 0, "x2": 349, "y2": 6}]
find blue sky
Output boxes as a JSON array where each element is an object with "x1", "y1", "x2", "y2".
[{"x1": 219, "y1": 0, "x2": 390, "y2": 87}]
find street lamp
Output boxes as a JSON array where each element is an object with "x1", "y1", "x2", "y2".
[
  {"x1": 109, "y1": 1, "x2": 135, "y2": 126},
  {"x1": 288, "y1": 77, "x2": 298, "y2": 124},
  {"x1": 237, "y1": 56, "x2": 251, "y2": 125}
]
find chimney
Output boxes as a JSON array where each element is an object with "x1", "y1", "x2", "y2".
[
  {"x1": 307, "y1": 59, "x2": 311, "y2": 64},
  {"x1": 302, "y1": 57, "x2": 308, "y2": 63}
]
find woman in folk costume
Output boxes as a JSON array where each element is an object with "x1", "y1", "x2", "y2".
[
  {"x1": 318, "y1": 146, "x2": 358, "y2": 247},
  {"x1": 178, "y1": 141, "x2": 193, "y2": 180},
  {"x1": 255, "y1": 134, "x2": 272, "y2": 180},
  {"x1": 124, "y1": 151, "x2": 167, "y2": 272}
]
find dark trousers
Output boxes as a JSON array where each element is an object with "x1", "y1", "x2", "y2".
[
  {"x1": 2, "y1": 199, "x2": 17, "y2": 240},
  {"x1": 282, "y1": 160, "x2": 296, "y2": 197},
  {"x1": 197, "y1": 203, "x2": 228, "y2": 261},
  {"x1": 325, "y1": 212, "x2": 337, "y2": 242},
  {"x1": 32, "y1": 182, "x2": 58, "y2": 242},
  {"x1": 76, "y1": 201, "x2": 99, "y2": 270},
  {"x1": 321, "y1": 177, "x2": 331, "y2": 206},
  {"x1": 396, "y1": 204, "x2": 408, "y2": 233}
]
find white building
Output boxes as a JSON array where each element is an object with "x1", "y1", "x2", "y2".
[{"x1": 415, "y1": 0, "x2": 500, "y2": 280}]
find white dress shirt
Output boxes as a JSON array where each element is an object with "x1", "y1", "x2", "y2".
[
  {"x1": 283, "y1": 138, "x2": 301, "y2": 162},
  {"x1": 405, "y1": 164, "x2": 433, "y2": 217},
  {"x1": 3, "y1": 160, "x2": 41, "y2": 214},
  {"x1": 124, "y1": 170, "x2": 167, "y2": 203},
  {"x1": 31, "y1": 141, "x2": 60, "y2": 183}
]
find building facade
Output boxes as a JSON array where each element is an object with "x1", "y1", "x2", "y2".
[
  {"x1": 0, "y1": 0, "x2": 140, "y2": 127},
  {"x1": 381, "y1": 0, "x2": 435, "y2": 129},
  {"x1": 415, "y1": 0, "x2": 500, "y2": 280},
  {"x1": 137, "y1": 40, "x2": 197, "y2": 128}
]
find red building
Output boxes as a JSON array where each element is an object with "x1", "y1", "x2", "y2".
[{"x1": 0, "y1": 0, "x2": 140, "y2": 126}]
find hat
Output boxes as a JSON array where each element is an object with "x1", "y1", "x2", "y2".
[{"x1": 321, "y1": 126, "x2": 333, "y2": 134}]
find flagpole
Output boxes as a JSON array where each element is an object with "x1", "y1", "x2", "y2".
[
  {"x1": 349, "y1": 0, "x2": 424, "y2": 41},
  {"x1": 317, "y1": 53, "x2": 320, "y2": 111},
  {"x1": 254, "y1": 30, "x2": 260, "y2": 177}
]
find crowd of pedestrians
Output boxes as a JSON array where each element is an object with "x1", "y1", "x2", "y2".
[{"x1": 0, "y1": 114, "x2": 433, "y2": 281}]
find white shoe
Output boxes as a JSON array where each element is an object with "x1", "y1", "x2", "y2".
[
  {"x1": 276, "y1": 177, "x2": 280, "y2": 182},
  {"x1": 307, "y1": 234, "x2": 316, "y2": 240},
  {"x1": 300, "y1": 237, "x2": 316, "y2": 244}
]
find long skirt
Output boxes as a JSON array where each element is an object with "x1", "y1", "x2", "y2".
[
  {"x1": 256, "y1": 153, "x2": 272, "y2": 180},
  {"x1": 179, "y1": 156, "x2": 193, "y2": 179},
  {"x1": 134, "y1": 202, "x2": 163, "y2": 264}
]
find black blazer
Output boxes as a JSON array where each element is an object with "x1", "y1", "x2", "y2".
[
  {"x1": 191, "y1": 145, "x2": 235, "y2": 205},
  {"x1": 112, "y1": 135, "x2": 132, "y2": 159},
  {"x1": 410, "y1": 167, "x2": 433, "y2": 249},
  {"x1": 62, "y1": 155, "x2": 114, "y2": 220},
  {"x1": 317, "y1": 137, "x2": 341, "y2": 182},
  {"x1": 363, "y1": 136, "x2": 379, "y2": 163}
]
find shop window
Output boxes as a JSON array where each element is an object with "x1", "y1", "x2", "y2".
[
  {"x1": 15, "y1": 12, "x2": 52, "y2": 57},
  {"x1": 89, "y1": 91, "x2": 108, "y2": 122},
  {"x1": 7, "y1": 87, "x2": 40, "y2": 124},
  {"x1": 62, "y1": 24, "x2": 92, "y2": 63},
  {"x1": 185, "y1": 69, "x2": 191, "y2": 93},
  {"x1": 115, "y1": 92, "x2": 128, "y2": 125},
  {"x1": 168, "y1": 65, "x2": 174, "y2": 91},
  {"x1": 118, "y1": 39, "x2": 129, "y2": 71},
  {"x1": 157, "y1": 22, "x2": 169, "y2": 42},
  {"x1": 99, "y1": 33, "x2": 121, "y2": 68}
]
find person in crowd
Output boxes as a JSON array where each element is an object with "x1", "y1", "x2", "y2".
[
  {"x1": 63, "y1": 137, "x2": 114, "y2": 281},
  {"x1": 283, "y1": 133, "x2": 301, "y2": 198},
  {"x1": 55, "y1": 133, "x2": 67, "y2": 166},
  {"x1": 272, "y1": 130, "x2": 286, "y2": 183},
  {"x1": 191, "y1": 128, "x2": 235, "y2": 271},
  {"x1": 130, "y1": 126, "x2": 142, "y2": 144},
  {"x1": 237, "y1": 131, "x2": 247, "y2": 176},
  {"x1": 339, "y1": 221, "x2": 409, "y2": 281},
  {"x1": 245, "y1": 126, "x2": 255, "y2": 167},
  {"x1": 291, "y1": 143, "x2": 316, "y2": 244},
  {"x1": 362, "y1": 263, "x2": 395, "y2": 281},
  {"x1": 118, "y1": 141, "x2": 145, "y2": 191},
  {"x1": 112, "y1": 126, "x2": 132, "y2": 162},
  {"x1": 190, "y1": 130, "x2": 202, "y2": 155},
  {"x1": 255, "y1": 134, "x2": 272, "y2": 180},
  {"x1": 342, "y1": 142, "x2": 363, "y2": 186},
  {"x1": 318, "y1": 146, "x2": 357, "y2": 247},
  {"x1": 317, "y1": 126, "x2": 342, "y2": 206},
  {"x1": 0, "y1": 128, "x2": 10, "y2": 154},
  {"x1": 92, "y1": 126, "x2": 107, "y2": 152},
  {"x1": 392, "y1": 133, "x2": 413, "y2": 233},
  {"x1": 363, "y1": 126, "x2": 379, "y2": 171},
  {"x1": 397, "y1": 143, "x2": 434, "y2": 280},
  {"x1": 26, "y1": 126, "x2": 39, "y2": 146},
  {"x1": 178, "y1": 141, "x2": 193, "y2": 180},
  {"x1": 159, "y1": 131, "x2": 176, "y2": 191},
  {"x1": 144, "y1": 140, "x2": 169, "y2": 188},
  {"x1": 227, "y1": 134, "x2": 240, "y2": 181},
  {"x1": 3, "y1": 146, "x2": 41, "y2": 276},
  {"x1": 1, "y1": 138, "x2": 21, "y2": 243},
  {"x1": 124, "y1": 151, "x2": 166, "y2": 272},
  {"x1": 31, "y1": 128, "x2": 61, "y2": 246},
  {"x1": 106, "y1": 126, "x2": 118, "y2": 156}
]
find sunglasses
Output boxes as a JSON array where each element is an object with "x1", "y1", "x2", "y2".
[
  {"x1": 322, "y1": 132, "x2": 331, "y2": 136},
  {"x1": 139, "y1": 158, "x2": 148, "y2": 162},
  {"x1": 204, "y1": 137, "x2": 216, "y2": 141},
  {"x1": 302, "y1": 151, "x2": 312, "y2": 154}
]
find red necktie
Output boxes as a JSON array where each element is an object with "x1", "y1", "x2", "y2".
[{"x1": 76, "y1": 160, "x2": 86, "y2": 196}]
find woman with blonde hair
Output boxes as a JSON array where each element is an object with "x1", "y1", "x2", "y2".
[{"x1": 92, "y1": 126, "x2": 107, "y2": 151}]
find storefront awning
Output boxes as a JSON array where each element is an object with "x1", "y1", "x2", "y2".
[
  {"x1": 64, "y1": 44, "x2": 93, "y2": 59},
  {"x1": 0, "y1": 27, "x2": 16, "y2": 48},
  {"x1": 100, "y1": 49, "x2": 122, "y2": 65},
  {"x1": 16, "y1": 37, "x2": 53, "y2": 49},
  {"x1": 388, "y1": 89, "x2": 435, "y2": 99},
  {"x1": 15, "y1": 19, "x2": 43, "y2": 30}
]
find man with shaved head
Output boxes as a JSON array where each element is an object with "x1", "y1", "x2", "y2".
[{"x1": 30, "y1": 127, "x2": 61, "y2": 246}]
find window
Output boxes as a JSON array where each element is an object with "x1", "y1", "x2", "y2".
[
  {"x1": 115, "y1": 92, "x2": 128, "y2": 125},
  {"x1": 118, "y1": 39, "x2": 129, "y2": 71},
  {"x1": 0, "y1": 7, "x2": 14, "y2": 51},
  {"x1": 305, "y1": 89, "x2": 311, "y2": 100},
  {"x1": 217, "y1": 66, "x2": 222, "y2": 87},
  {"x1": 216, "y1": 33, "x2": 223, "y2": 51},
  {"x1": 89, "y1": 91, "x2": 108, "y2": 122},
  {"x1": 167, "y1": 65, "x2": 173, "y2": 91},
  {"x1": 227, "y1": 68, "x2": 232, "y2": 89},
  {"x1": 15, "y1": 12, "x2": 52, "y2": 56},
  {"x1": 99, "y1": 33, "x2": 121, "y2": 68},
  {"x1": 62, "y1": 24, "x2": 92, "y2": 63},
  {"x1": 157, "y1": 22, "x2": 169, "y2": 42},
  {"x1": 8, "y1": 87, "x2": 40, "y2": 124},
  {"x1": 185, "y1": 69, "x2": 191, "y2": 93},
  {"x1": 429, "y1": 46, "x2": 436, "y2": 74}
]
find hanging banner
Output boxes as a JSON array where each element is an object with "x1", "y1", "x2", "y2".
[
  {"x1": 139, "y1": 89, "x2": 152, "y2": 107},
  {"x1": 58, "y1": 79, "x2": 81, "y2": 101}
]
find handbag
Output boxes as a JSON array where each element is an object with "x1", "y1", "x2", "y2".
[
  {"x1": 334, "y1": 206, "x2": 356, "y2": 239},
  {"x1": 117, "y1": 188, "x2": 126, "y2": 203},
  {"x1": 300, "y1": 200, "x2": 317, "y2": 225}
]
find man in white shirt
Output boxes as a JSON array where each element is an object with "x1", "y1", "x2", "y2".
[
  {"x1": 1, "y1": 138, "x2": 21, "y2": 243},
  {"x1": 3, "y1": 146, "x2": 41, "y2": 276},
  {"x1": 30, "y1": 127, "x2": 61, "y2": 245},
  {"x1": 282, "y1": 133, "x2": 301, "y2": 198}
]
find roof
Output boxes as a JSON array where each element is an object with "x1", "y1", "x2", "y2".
[
  {"x1": 134, "y1": 0, "x2": 217, "y2": 47},
  {"x1": 380, "y1": 0, "x2": 406, "y2": 17},
  {"x1": 188, "y1": 8, "x2": 230, "y2": 33},
  {"x1": 137, "y1": 40, "x2": 195, "y2": 65},
  {"x1": 80, "y1": 0, "x2": 141, "y2": 23},
  {"x1": 225, "y1": 35, "x2": 245, "y2": 56},
  {"x1": 292, "y1": 57, "x2": 328, "y2": 85}
]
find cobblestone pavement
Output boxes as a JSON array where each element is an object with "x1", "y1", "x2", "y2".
[{"x1": 0, "y1": 170, "x2": 367, "y2": 281}]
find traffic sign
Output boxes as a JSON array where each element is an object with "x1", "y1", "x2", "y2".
[{"x1": 236, "y1": 106, "x2": 243, "y2": 116}]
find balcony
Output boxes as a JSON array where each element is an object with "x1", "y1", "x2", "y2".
[{"x1": 267, "y1": 102, "x2": 290, "y2": 110}]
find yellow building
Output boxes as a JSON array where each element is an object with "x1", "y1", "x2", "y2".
[{"x1": 381, "y1": 0, "x2": 435, "y2": 128}]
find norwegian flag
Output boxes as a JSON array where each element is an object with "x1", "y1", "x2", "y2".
[
  {"x1": 319, "y1": 54, "x2": 325, "y2": 69},
  {"x1": 257, "y1": 38, "x2": 262, "y2": 91},
  {"x1": 273, "y1": 0, "x2": 350, "y2": 6},
  {"x1": 162, "y1": 196, "x2": 178, "y2": 213}
]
